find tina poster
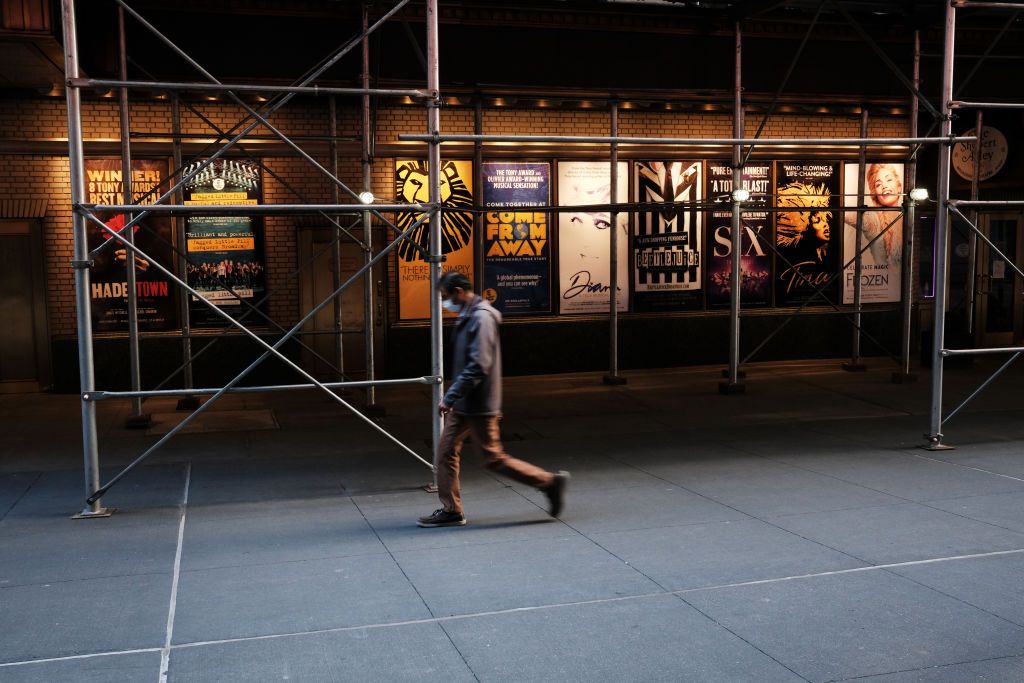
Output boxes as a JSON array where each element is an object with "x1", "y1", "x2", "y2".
[
  {"x1": 84, "y1": 158, "x2": 178, "y2": 333},
  {"x1": 633, "y1": 161, "x2": 703, "y2": 311},
  {"x1": 481, "y1": 162, "x2": 551, "y2": 314},
  {"x1": 182, "y1": 159, "x2": 266, "y2": 325},
  {"x1": 706, "y1": 162, "x2": 773, "y2": 308},
  {"x1": 774, "y1": 161, "x2": 841, "y2": 306},
  {"x1": 557, "y1": 161, "x2": 629, "y2": 314},
  {"x1": 394, "y1": 159, "x2": 475, "y2": 320},
  {"x1": 842, "y1": 163, "x2": 904, "y2": 304}
]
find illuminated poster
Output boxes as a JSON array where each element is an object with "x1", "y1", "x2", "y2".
[
  {"x1": 706, "y1": 162, "x2": 773, "y2": 308},
  {"x1": 182, "y1": 159, "x2": 266, "y2": 325},
  {"x1": 557, "y1": 161, "x2": 629, "y2": 314},
  {"x1": 633, "y1": 160, "x2": 703, "y2": 311},
  {"x1": 482, "y1": 162, "x2": 551, "y2": 314},
  {"x1": 394, "y1": 159, "x2": 474, "y2": 320},
  {"x1": 774, "y1": 161, "x2": 841, "y2": 306},
  {"x1": 842, "y1": 163, "x2": 904, "y2": 304},
  {"x1": 84, "y1": 158, "x2": 178, "y2": 333}
]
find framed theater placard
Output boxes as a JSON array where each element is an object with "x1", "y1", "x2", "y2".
[
  {"x1": 481, "y1": 162, "x2": 551, "y2": 315},
  {"x1": 182, "y1": 158, "x2": 266, "y2": 325},
  {"x1": 557, "y1": 160, "x2": 629, "y2": 314},
  {"x1": 394, "y1": 159, "x2": 475, "y2": 320},
  {"x1": 632, "y1": 160, "x2": 704, "y2": 312},
  {"x1": 706, "y1": 162, "x2": 773, "y2": 308},
  {"x1": 773, "y1": 161, "x2": 841, "y2": 306},
  {"x1": 84, "y1": 158, "x2": 179, "y2": 333},
  {"x1": 842, "y1": 162, "x2": 904, "y2": 304}
]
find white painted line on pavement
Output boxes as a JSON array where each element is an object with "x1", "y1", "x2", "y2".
[{"x1": 158, "y1": 462, "x2": 191, "y2": 683}]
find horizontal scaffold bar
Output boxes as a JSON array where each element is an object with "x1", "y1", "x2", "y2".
[
  {"x1": 942, "y1": 347, "x2": 1024, "y2": 357},
  {"x1": 950, "y1": 100, "x2": 1024, "y2": 110},
  {"x1": 399, "y1": 133, "x2": 976, "y2": 146},
  {"x1": 952, "y1": 1, "x2": 1024, "y2": 9},
  {"x1": 83, "y1": 376, "x2": 441, "y2": 401},
  {"x1": 948, "y1": 200, "x2": 1024, "y2": 208},
  {"x1": 77, "y1": 203, "x2": 429, "y2": 215},
  {"x1": 69, "y1": 77, "x2": 430, "y2": 99}
]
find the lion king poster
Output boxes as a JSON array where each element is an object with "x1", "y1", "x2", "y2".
[{"x1": 394, "y1": 159, "x2": 475, "y2": 320}]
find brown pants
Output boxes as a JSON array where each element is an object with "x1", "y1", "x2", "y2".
[{"x1": 437, "y1": 412, "x2": 554, "y2": 514}]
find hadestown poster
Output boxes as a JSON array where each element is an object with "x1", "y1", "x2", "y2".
[
  {"x1": 557, "y1": 161, "x2": 629, "y2": 314},
  {"x1": 482, "y1": 162, "x2": 551, "y2": 315},
  {"x1": 84, "y1": 158, "x2": 179, "y2": 333},
  {"x1": 774, "y1": 161, "x2": 841, "y2": 306},
  {"x1": 394, "y1": 159, "x2": 475, "y2": 320},
  {"x1": 842, "y1": 163, "x2": 904, "y2": 304},
  {"x1": 706, "y1": 162, "x2": 773, "y2": 308},
  {"x1": 633, "y1": 161, "x2": 703, "y2": 311}
]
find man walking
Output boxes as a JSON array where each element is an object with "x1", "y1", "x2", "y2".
[{"x1": 418, "y1": 272, "x2": 569, "y2": 528}]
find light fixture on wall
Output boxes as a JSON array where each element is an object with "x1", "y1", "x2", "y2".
[
  {"x1": 732, "y1": 188, "x2": 751, "y2": 202},
  {"x1": 909, "y1": 188, "x2": 929, "y2": 202},
  {"x1": 358, "y1": 191, "x2": 375, "y2": 204}
]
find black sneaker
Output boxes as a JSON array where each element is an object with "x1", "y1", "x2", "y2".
[
  {"x1": 417, "y1": 508, "x2": 467, "y2": 528},
  {"x1": 545, "y1": 471, "x2": 570, "y2": 517}
]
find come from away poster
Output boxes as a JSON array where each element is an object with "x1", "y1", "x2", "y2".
[{"x1": 481, "y1": 162, "x2": 551, "y2": 315}]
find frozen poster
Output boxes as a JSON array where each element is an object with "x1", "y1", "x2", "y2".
[
  {"x1": 557, "y1": 161, "x2": 629, "y2": 314},
  {"x1": 842, "y1": 163, "x2": 903, "y2": 304}
]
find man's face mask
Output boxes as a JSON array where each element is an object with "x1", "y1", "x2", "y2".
[{"x1": 442, "y1": 296, "x2": 462, "y2": 314}]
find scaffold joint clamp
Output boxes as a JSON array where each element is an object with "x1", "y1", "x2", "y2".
[{"x1": 71, "y1": 259, "x2": 94, "y2": 269}]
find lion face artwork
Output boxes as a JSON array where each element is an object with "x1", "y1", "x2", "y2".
[{"x1": 394, "y1": 160, "x2": 473, "y2": 263}]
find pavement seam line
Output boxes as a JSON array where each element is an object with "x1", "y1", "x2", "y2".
[
  {"x1": 158, "y1": 462, "x2": 191, "y2": 683},
  {"x1": 0, "y1": 471, "x2": 42, "y2": 523},
  {"x1": 829, "y1": 652, "x2": 1024, "y2": 682},
  {"x1": 910, "y1": 452, "x2": 1024, "y2": 484},
  {"x1": 0, "y1": 648, "x2": 163, "y2": 669},
  {"x1": 3, "y1": 548, "x2": 1024, "y2": 668}
]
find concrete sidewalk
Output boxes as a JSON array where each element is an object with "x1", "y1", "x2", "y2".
[{"x1": 1, "y1": 358, "x2": 1023, "y2": 682}]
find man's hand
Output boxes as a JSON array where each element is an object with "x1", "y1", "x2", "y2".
[{"x1": 438, "y1": 400, "x2": 452, "y2": 416}]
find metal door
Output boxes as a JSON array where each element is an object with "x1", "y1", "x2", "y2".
[{"x1": 0, "y1": 220, "x2": 50, "y2": 392}]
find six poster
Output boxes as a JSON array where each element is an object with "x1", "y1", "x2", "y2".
[{"x1": 706, "y1": 162, "x2": 773, "y2": 308}]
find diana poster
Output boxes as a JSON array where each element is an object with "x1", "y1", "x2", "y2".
[
  {"x1": 394, "y1": 159, "x2": 475, "y2": 320},
  {"x1": 706, "y1": 162, "x2": 773, "y2": 308},
  {"x1": 633, "y1": 161, "x2": 703, "y2": 311},
  {"x1": 482, "y1": 162, "x2": 551, "y2": 314},
  {"x1": 84, "y1": 158, "x2": 178, "y2": 333},
  {"x1": 182, "y1": 159, "x2": 266, "y2": 325},
  {"x1": 842, "y1": 163, "x2": 904, "y2": 304},
  {"x1": 557, "y1": 161, "x2": 629, "y2": 314},
  {"x1": 774, "y1": 161, "x2": 841, "y2": 306}
]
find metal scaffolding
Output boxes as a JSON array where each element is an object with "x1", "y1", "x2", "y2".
[{"x1": 59, "y1": 0, "x2": 1016, "y2": 514}]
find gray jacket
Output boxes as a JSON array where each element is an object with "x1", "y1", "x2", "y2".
[{"x1": 443, "y1": 295, "x2": 502, "y2": 415}]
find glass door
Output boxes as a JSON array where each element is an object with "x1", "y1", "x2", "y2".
[{"x1": 975, "y1": 214, "x2": 1022, "y2": 347}]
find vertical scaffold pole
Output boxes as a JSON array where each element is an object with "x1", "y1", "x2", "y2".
[
  {"x1": 895, "y1": 30, "x2": 920, "y2": 384},
  {"x1": 64, "y1": 0, "x2": 109, "y2": 518},
  {"x1": 845, "y1": 109, "x2": 869, "y2": 371},
  {"x1": 171, "y1": 94, "x2": 199, "y2": 408},
  {"x1": 426, "y1": 0, "x2": 443, "y2": 483},
  {"x1": 927, "y1": 1, "x2": 956, "y2": 450},
  {"x1": 362, "y1": 3, "x2": 378, "y2": 411},
  {"x1": 330, "y1": 95, "x2": 345, "y2": 383},
  {"x1": 118, "y1": 6, "x2": 148, "y2": 427},
  {"x1": 604, "y1": 102, "x2": 625, "y2": 386},
  {"x1": 722, "y1": 20, "x2": 745, "y2": 394},
  {"x1": 965, "y1": 108, "x2": 983, "y2": 336}
]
